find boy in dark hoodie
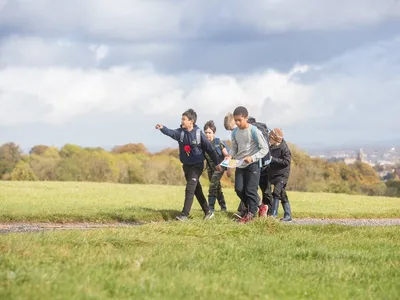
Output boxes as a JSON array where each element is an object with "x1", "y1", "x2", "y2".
[{"x1": 155, "y1": 108, "x2": 222, "y2": 221}]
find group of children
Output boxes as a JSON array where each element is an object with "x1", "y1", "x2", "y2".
[{"x1": 155, "y1": 106, "x2": 293, "y2": 223}]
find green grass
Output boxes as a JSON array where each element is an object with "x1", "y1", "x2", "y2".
[
  {"x1": 1, "y1": 181, "x2": 399, "y2": 299},
  {"x1": 1, "y1": 181, "x2": 400, "y2": 223},
  {"x1": 1, "y1": 220, "x2": 399, "y2": 299}
]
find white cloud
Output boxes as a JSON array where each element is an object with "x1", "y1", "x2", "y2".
[
  {"x1": 302, "y1": 36, "x2": 400, "y2": 126},
  {"x1": 1, "y1": 0, "x2": 399, "y2": 41},
  {"x1": 1, "y1": 35, "x2": 399, "y2": 134},
  {"x1": 0, "y1": 64, "x2": 312, "y2": 126}
]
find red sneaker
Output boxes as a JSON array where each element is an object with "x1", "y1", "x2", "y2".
[
  {"x1": 258, "y1": 204, "x2": 267, "y2": 217},
  {"x1": 239, "y1": 212, "x2": 254, "y2": 224}
]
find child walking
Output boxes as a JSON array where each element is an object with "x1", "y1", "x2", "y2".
[
  {"x1": 225, "y1": 106, "x2": 269, "y2": 223},
  {"x1": 225, "y1": 112, "x2": 268, "y2": 218},
  {"x1": 203, "y1": 120, "x2": 230, "y2": 212},
  {"x1": 155, "y1": 109, "x2": 222, "y2": 221},
  {"x1": 268, "y1": 128, "x2": 293, "y2": 221}
]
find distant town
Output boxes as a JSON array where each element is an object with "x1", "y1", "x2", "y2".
[{"x1": 308, "y1": 146, "x2": 400, "y2": 181}]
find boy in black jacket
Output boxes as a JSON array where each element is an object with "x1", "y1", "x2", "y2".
[
  {"x1": 155, "y1": 109, "x2": 222, "y2": 221},
  {"x1": 268, "y1": 128, "x2": 293, "y2": 221}
]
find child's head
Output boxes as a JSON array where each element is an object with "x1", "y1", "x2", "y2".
[
  {"x1": 181, "y1": 109, "x2": 197, "y2": 129},
  {"x1": 233, "y1": 106, "x2": 249, "y2": 130},
  {"x1": 270, "y1": 128, "x2": 283, "y2": 145},
  {"x1": 223, "y1": 113, "x2": 236, "y2": 131},
  {"x1": 204, "y1": 120, "x2": 216, "y2": 142}
]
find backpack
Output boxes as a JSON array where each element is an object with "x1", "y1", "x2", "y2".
[
  {"x1": 213, "y1": 137, "x2": 229, "y2": 161},
  {"x1": 232, "y1": 122, "x2": 271, "y2": 167},
  {"x1": 249, "y1": 121, "x2": 270, "y2": 144},
  {"x1": 180, "y1": 128, "x2": 201, "y2": 145}
]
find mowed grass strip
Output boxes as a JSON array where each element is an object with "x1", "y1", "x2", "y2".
[
  {"x1": 1, "y1": 181, "x2": 400, "y2": 223},
  {"x1": 0, "y1": 220, "x2": 399, "y2": 300}
]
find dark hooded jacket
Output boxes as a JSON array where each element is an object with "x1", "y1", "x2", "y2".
[
  {"x1": 267, "y1": 140, "x2": 291, "y2": 180},
  {"x1": 160, "y1": 125, "x2": 219, "y2": 165}
]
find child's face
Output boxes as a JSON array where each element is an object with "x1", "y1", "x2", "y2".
[
  {"x1": 204, "y1": 128, "x2": 214, "y2": 141},
  {"x1": 234, "y1": 115, "x2": 248, "y2": 130},
  {"x1": 269, "y1": 134, "x2": 281, "y2": 145},
  {"x1": 181, "y1": 115, "x2": 193, "y2": 129},
  {"x1": 269, "y1": 136, "x2": 278, "y2": 145}
]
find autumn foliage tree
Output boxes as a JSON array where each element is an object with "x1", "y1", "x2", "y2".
[
  {"x1": 112, "y1": 143, "x2": 150, "y2": 155},
  {"x1": 0, "y1": 141, "x2": 398, "y2": 197},
  {"x1": 0, "y1": 142, "x2": 22, "y2": 179}
]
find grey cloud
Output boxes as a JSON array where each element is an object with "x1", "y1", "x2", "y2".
[
  {"x1": 73, "y1": 21, "x2": 400, "y2": 74},
  {"x1": 288, "y1": 36, "x2": 400, "y2": 142},
  {"x1": 0, "y1": 36, "x2": 102, "y2": 68},
  {"x1": 1, "y1": 0, "x2": 399, "y2": 42}
]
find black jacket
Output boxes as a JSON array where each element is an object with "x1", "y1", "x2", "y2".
[
  {"x1": 267, "y1": 140, "x2": 291, "y2": 180},
  {"x1": 160, "y1": 125, "x2": 219, "y2": 166}
]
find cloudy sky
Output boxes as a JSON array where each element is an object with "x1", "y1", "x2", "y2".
[{"x1": 1, "y1": 0, "x2": 400, "y2": 152}]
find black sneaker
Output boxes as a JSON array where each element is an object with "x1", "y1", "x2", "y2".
[
  {"x1": 204, "y1": 211, "x2": 215, "y2": 220},
  {"x1": 175, "y1": 214, "x2": 188, "y2": 222},
  {"x1": 280, "y1": 216, "x2": 293, "y2": 222}
]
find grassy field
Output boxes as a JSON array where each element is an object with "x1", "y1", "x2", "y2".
[
  {"x1": 1, "y1": 220, "x2": 399, "y2": 299},
  {"x1": 1, "y1": 181, "x2": 400, "y2": 299},
  {"x1": 1, "y1": 181, "x2": 400, "y2": 223}
]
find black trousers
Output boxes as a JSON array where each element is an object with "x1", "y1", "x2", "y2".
[
  {"x1": 269, "y1": 176, "x2": 289, "y2": 203},
  {"x1": 259, "y1": 171, "x2": 273, "y2": 207},
  {"x1": 182, "y1": 163, "x2": 209, "y2": 216},
  {"x1": 234, "y1": 162, "x2": 261, "y2": 215}
]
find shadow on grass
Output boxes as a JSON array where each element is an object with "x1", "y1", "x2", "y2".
[
  {"x1": 99, "y1": 207, "x2": 182, "y2": 223},
  {"x1": 137, "y1": 207, "x2": 182, "y2": 221},
  {"x1": 101, "y1": 207, "x2": 238, "y2": 223}
]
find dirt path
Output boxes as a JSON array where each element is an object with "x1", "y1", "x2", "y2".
[
  {"x1": 1, "y1": 218, "x2": 400, "y2": 234},
  {"x1": 0, "y1": 222, "x2": 141, "y2": 234}
]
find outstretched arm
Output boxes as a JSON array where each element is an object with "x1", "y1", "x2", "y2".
[{"x1": 155, "y1": 124, "x2": 180, "y2": 141}]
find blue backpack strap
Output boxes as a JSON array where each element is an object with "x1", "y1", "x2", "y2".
[
  {"x1": 251, "y1": 125, "x2": 260, "y2": 149},
  {"x1": 232, "y1": 127, "x2": 238, "y2": 140},
  {"x1": 180, "y1": 129, "x2": 201, "y2": 145},
  {"x1": 220, "y1": 139, "x2": 229, "y2": 152},
  {"x1": 214, "y1": 137, "x2": 223, "y2": 156},
  {"x1": 251, "y1": 125, "x2": 263, "y2": 167},
  {"x1": 196, "y1": 129, "x2": 201, "y2": 145}
]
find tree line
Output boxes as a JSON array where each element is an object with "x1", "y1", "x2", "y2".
[{"x1": 1, "y1": 142, "x2": 399, "y2": 197}]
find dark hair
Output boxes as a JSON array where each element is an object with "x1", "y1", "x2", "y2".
[
  {"x1": 247, "y1": 116, "x2": 256, "y2": 124},
  {"x1": 233, "y1": 106, "x2": 248, "y2": 117},
  {"x1": 204, "y1": 120, "x2": 216, "y2": 133},
  {"x1": 182, "y1": 108, "x2": 197, "y2": 124}
]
